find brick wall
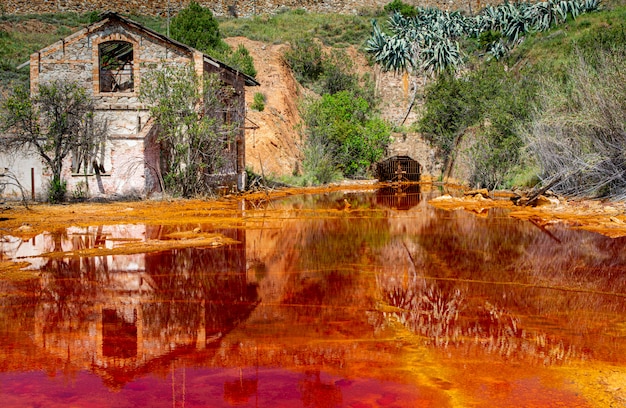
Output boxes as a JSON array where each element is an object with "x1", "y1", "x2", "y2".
[{"x1": 4, "y1": 0, "x2": 497, "y2": 17}]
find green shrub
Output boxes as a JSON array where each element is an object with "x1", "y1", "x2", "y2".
[
  {"x1": 301, "y1": 91, "x2": 391, "y2": 180},
  {"x1": 283, "y1": 37, "x2": 324, "y2": 84},
  {"x1": 383, "y1": 0, "x2": 418, "y2": 17},
  {"x1": 317, "y1": 49, "x2": 358, "y2": 95},
  {"x1": 72, "y1": 180, "x2": 89, "y2": 201},
  {"x1": 225, "y1": 43, "x2": 257, "y2": 77},
  {"x1": 251, "y1": 92, "x2": 265, "y2": 111},
  {"x1": 170, "y1": 1, "x2": 222, "y2": 53},
  {"x1": 48, "y1": 178, "x2": 67, "y2": 203}
]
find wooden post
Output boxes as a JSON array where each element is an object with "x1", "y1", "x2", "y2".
[{"x1": 31, "y1": 168, "x2": 35, "y2": 200}]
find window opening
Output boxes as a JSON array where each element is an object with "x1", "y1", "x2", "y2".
[{"x1": 99, "y1": 41, "x2": 134, "y2": 92}]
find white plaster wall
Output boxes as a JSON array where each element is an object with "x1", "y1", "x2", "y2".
[{"x1": 0, "y1": 147, "x2": 46, "y2": 200}]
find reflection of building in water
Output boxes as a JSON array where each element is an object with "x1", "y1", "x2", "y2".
[
  {"x1": 32, "y1": 227, "x2": 258, "y2": 388},
  {"x1": 376, "y1": 184, "x2": 421, "y2": 210}
]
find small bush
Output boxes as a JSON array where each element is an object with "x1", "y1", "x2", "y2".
[
  {"x1": 225, "y1": 43, "x2": 257, "y2": 77},
  {"x1": 72, "y1": 181, "x2": 89, "y2": 201},
  {"x1": 283, "y1": 37, "x2": 324, "y2": 84},
  {"x1": 301, "y1": 91, "x2": 391, "y2": 180},
  {"x1": 317, "y1": 49, "x2": 358, "y2": 95},
  {"x1": 170, "y1": 1, "x2": 221, "y2": 53},
  {"x1": 383, "y1": 0, "x2": 418, "y2": 17},
  {"x1": 48, "y1": 178, "x2": 67, "y2": 203},
  {"x1": 251, "y1": 92, "x2": 265, "y2": 111}
]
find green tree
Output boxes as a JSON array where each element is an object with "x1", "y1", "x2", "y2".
[
  {"x1": 170, "y1": 2, "x2": 256, "y2": 79},
  {"x1": 418, "y1": 62, "x2": 536, "y2": 187},
  {"x1": 170, "y1": 1, "x2": 223, "y2": 53},
  {"x1": 140, "y1": 64, "x2": 240, "y2": 197},
  {"x1": 223, "y1": 44, "x2": 257, "y2": 78},
  {"x1": 302, "y1": 91, "x2": 391, "y2": 181},
  {"x1": 1, "y1": 80, "x2": 104, "y2": 202}
]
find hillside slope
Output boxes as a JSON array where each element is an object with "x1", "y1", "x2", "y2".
[{"x1": 226, "y1": 37, "x2": 437, "y2": 178}]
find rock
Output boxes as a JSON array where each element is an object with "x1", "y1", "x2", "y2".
[
  {"x1": 534, "y1": 195, "x2": 559, "y2": 207},
  {"x1": 16, "y1": 224, "x2": 32, "y2": 232},
  {"x1": 464, "y1": 188, "x2": 489, "y2": 198}
]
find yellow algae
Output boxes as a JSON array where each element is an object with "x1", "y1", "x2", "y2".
[
  {"x1": 2, "y1": 183, "x2": 626, "y2": 244},
  {"x1": 428, "y1": 192, "x2": 626, "y2": 238},
  {"x1": 558, "y1": 364, "x2": 626, "y2": 407},
  {"x1": 36, "y1": 232, "x2": 239, "y2": 258},
  {"x1": 0, "y1": 260, "x2": 38, "y2": 281}
]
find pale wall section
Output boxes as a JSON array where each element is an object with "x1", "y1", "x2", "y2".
[{"x1": 0, "y1": 148, "x2": 45, "y2": 200}]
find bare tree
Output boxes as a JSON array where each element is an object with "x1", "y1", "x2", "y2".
[
  {"x1": 1, "y1": 80, "x2": 105, "y2": 202},
  {"x1": 523, "y1": 49, "x2": 626, "y2": 199}
]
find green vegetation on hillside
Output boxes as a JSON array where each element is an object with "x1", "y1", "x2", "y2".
[
  {"x1": 219, "y1": 8, "x2": 377, "y2": 47},
  {"x1": 0, "y1": 12, "x2": 97, "y2": 86},
  {"x1": 169, "y1": 2, "x2": 256, "y2": 77},
  {"x1": 282, "y1": 35, "x2": 390, "y2": 184}
]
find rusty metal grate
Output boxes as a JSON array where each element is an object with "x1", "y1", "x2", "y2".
[{"x1": 376, "y1": 155, "x2": 421, "y2": 182}]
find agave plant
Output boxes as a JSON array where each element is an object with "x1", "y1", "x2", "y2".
[
  {"x1": 421, "y1": 36, "x2": 464, "y2": 75},
  {"x1": 525, "y1": 2, "x2": 555, "y2": 32},
  {"x1": 487, "y1": 40, "x2": 509, "y2": 60},
  {"x1": 366, "y1": 20, "x2": 415, "y2": 73}
]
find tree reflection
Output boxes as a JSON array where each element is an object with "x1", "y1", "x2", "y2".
[{"x1": 375, "y1": 203, "x2": 626, "y2": 365}]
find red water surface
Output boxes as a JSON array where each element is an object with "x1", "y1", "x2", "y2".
[{"x1": 1, "y1": 187, "x2": 625, "y2": 407}]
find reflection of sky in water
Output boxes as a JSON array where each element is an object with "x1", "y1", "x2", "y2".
[
  {"x1": 0, "y1": 189, "x2": 625, "y2": 407},
  {"x1": 1, "y1": 224, "x2": 148, "y2": 270}
]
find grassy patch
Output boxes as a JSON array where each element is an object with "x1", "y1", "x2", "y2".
[
  {"x1": 508, "y1": 6, "x2": 626, "y2": 74},
  {"x1": 219, "y1": 9, "x2": 376, "y2": 46}
]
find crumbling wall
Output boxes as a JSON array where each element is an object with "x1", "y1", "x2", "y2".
[{"x1": 3, "y1": 0, "x2": 500, "y2": 17}]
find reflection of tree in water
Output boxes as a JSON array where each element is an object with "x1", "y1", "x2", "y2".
[
  {"x1": 376, "y1": 206, "x2": 626, "y2": 365},
  {"x1": 290, "y1": 193, "x2": 389, "y2": 299}
]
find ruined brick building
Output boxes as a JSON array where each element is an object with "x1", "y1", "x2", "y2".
[{"x1": 1, "y1": 12, "x2": 258, "y2": 199}]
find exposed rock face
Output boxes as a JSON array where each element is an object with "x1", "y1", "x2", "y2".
[{"x1": 4, "y1": 0, "x2": 501, "y2": 17}]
